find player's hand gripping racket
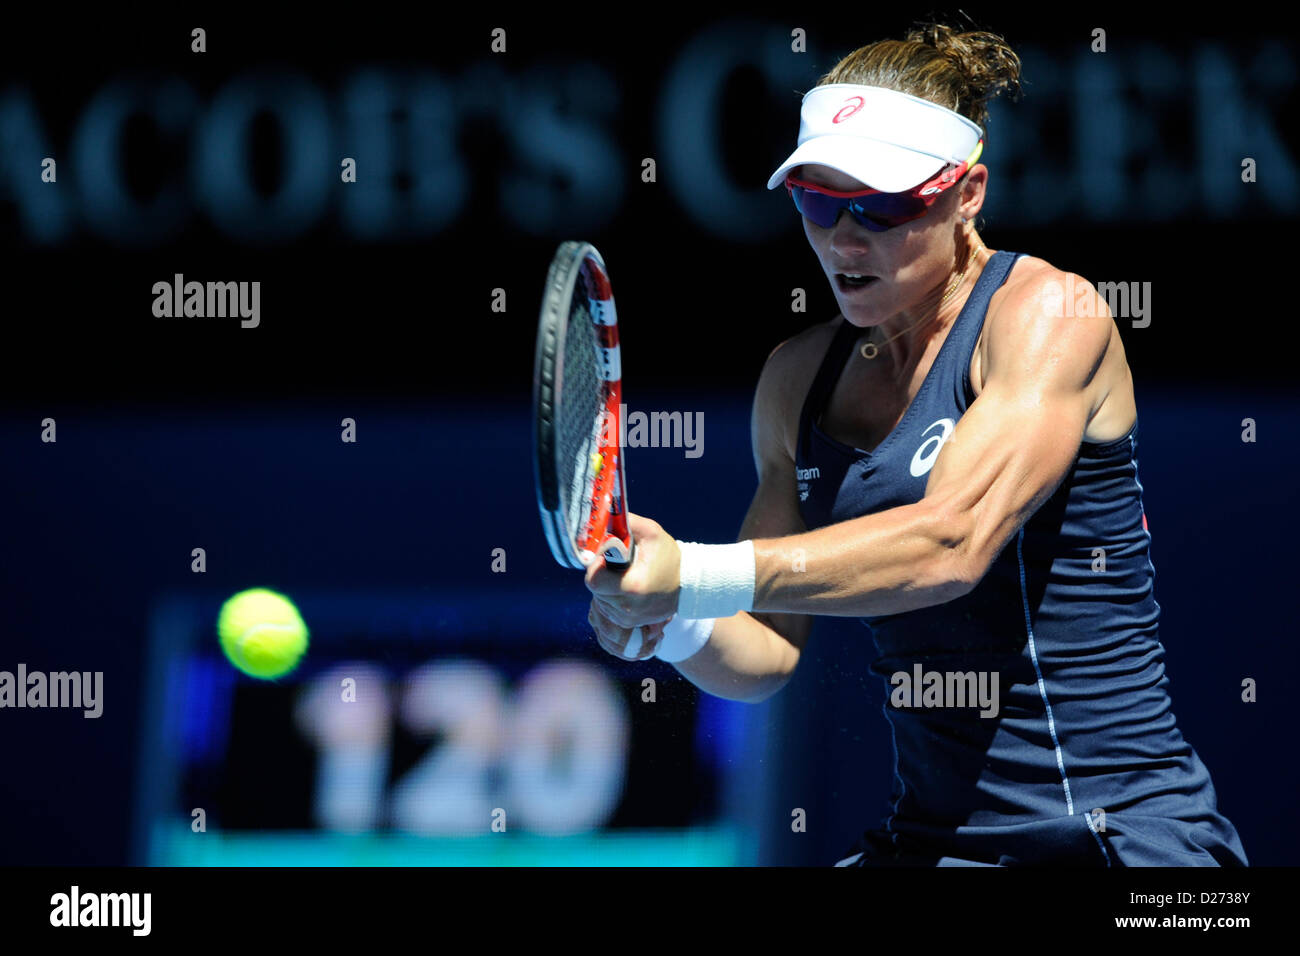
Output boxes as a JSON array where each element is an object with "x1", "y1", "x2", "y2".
[{"x1": 533, "y1": 241, "x2": 635, "y2": 571}]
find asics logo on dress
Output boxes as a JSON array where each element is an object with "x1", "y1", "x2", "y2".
[{"x1": 909, "y1": 418, "x2": 956, "y2": 477}]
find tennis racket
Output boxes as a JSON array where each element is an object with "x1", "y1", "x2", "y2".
[{"x1": 533, "y1": 241, "x2": 635, "y2": 571}]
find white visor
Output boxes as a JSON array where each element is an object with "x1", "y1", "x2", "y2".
[{"x1": 766, "y1": 84, "x2": 983, "y2": 193}]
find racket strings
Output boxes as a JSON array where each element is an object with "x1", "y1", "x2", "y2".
[{"x1": 558, "y1": 279, "x2": 603, "y2": 545}]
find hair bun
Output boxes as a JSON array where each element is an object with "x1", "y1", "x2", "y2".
[
  {"x1": 904, "y1": 21, "x2": 1023, "y2": 119},
  {"x1": 815, "y1": 19, "x2": 1023, "y2": 136}
]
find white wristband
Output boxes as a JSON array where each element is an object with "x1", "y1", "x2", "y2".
[
  {"x1": 676, "y1": 540, "x2": 756, "y2": 620},
  {"x1": 653, "y1": 615, "x2": 716, "y2": 663}
]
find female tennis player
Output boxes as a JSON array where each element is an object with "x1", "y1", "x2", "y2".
[{"x1": 585, "y1": 22, "x2": 1246, "y2": 866}]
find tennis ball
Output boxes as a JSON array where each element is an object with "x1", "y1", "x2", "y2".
[{"x1": 217, "y1": 588, "x2": 309, "y2": 679}]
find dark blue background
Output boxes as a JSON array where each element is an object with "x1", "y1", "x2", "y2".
[
  {"x1": 1, "y1": 386, "x2": 1294, "y2": 864},
  {"x1": 2, "y1": 8, "x2": 1297, "y2": 865}
]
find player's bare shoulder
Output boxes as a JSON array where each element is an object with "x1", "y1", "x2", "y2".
[
  {"x1": 990, "y1": 253, "x2": 1116, "y2": 333},
  {"x1": 979, "y1": 253, "x2": 1135, "y2": 441},
  {"x1": 980, "y1": 255, "x2": 1118, "y2": 370},
  {"x1": 753, "y1": 317, "x2": 843, "y2": 466}
]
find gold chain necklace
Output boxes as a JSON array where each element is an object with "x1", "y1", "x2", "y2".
[{"x1": 860, "y1": 244, "x2": 984, "y2": 360}]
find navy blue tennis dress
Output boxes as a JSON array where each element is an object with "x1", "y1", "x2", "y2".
[{"x1": 798, "y1": 250, "x2": 1246, "y2": 867}]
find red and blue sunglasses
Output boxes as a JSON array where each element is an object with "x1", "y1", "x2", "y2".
[{"x1": 785, "y1": 140, "x2": 984, "y2": 232}]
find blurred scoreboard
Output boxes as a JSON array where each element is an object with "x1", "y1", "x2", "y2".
[{"x1": 134, "y1": 589, "x2": 761, "y2": 865}]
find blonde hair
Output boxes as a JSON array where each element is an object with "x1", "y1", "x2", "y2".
[{"x1": 816, "y1": 21, "x2": 1023, "y2": 142}]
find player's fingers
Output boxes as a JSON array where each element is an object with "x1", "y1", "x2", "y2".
[
  {"x1": 585, "y1": 558, "x2": 627, "y2": 597},
  {"x1": 632, "y1": 619, "x2": 668, "y2": 660},
  {"x1": 588, "y1": 609, "x2": 624, "y2": 658},
  {"x1": 599, "y1": 605, "x2": 667, "y2": 661},
  {"x1": 590, "y1": 602, "x2": 670, "y2": 661},
  {"x1": 593, "y1": 594, "x2": 635, "y2": 628},
  {"x1": 623, "y1": 627, "x2": 644, "y2": 659},
  {"x1": 588, "y1": 602, "x2": 641, "y2": 660},
  {"x1": 592, "y1": 595, "x2": 665, "y2": 655}
]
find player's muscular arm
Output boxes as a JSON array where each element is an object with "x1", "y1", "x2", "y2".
[
  {"x1": 748, "y1": 273, "x2": 1116, "y2": 618},
  {"x1": 673, "y1": 336, "x2": 817, "y2": 703}
]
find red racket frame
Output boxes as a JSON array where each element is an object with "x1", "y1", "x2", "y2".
[
  {"x1": 534, "y1": 242, "x2": 634, "y2": 570},
  {"x1": 579, "y1": 253, "x2": 633, "y2": 567}
]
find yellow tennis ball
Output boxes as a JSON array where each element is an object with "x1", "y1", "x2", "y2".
[{"x1": 217, "y1": 588, "x2": 309, "y2": 679}]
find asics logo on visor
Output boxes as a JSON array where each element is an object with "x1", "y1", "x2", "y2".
[{"x1": 832, "y1": 96, "x2": 865, "y2": 124}]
